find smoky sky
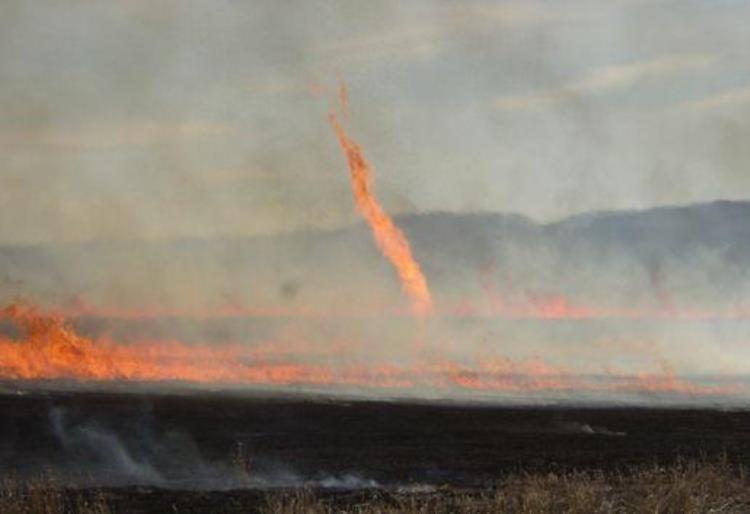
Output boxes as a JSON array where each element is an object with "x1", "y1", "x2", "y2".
[{"x1": 1, "y1": 0, "x2": 750, "y2": 244}]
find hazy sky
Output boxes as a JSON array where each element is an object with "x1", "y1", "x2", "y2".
[{"x1": 1, "y1": 0, "x2": 750, "y2": 243}]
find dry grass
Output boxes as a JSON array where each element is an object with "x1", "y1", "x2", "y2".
[
  {"x1": 262, "y1": 459, "x2": 750, "y2": 514},
  {"x1": 0, "y1": 475, "x2": 111, "y2": 514},
  {"x1": 1, "y1": 459, "x2": 748, "y2": 513}
]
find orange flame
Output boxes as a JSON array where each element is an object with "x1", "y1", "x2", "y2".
[
  {"x1": 0, "y1": 302, "x2": 738, "y2": 398},
  {"x1": 0, "y1": 302, "x2": 380, "y2": 386},
  {"x1": 329, "y1": 85, "x2": 433, "y2": 316}
]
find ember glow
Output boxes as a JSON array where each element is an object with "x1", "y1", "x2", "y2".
[{"x1": 329, "y1": 85, "x2": 433, "y2": 317}]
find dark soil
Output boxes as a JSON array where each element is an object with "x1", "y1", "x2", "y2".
[{"x1": 1, "y1": 389, "x2": 749, "y2": 512}]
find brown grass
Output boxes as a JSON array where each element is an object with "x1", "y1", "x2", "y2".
[
  {"x1": 1, "y1": 459, "x2": 748, "y2": 513},
  {"x1": 262, "y1": 459, "x2": 750, "y2": 514},
  {"x1": 0, "y1": 474, "x2": 111, "y2": 514}
]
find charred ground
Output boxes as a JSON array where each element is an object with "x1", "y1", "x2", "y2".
[{"x1": 2, "y1": 390, "x2": 749, "y2": 486}]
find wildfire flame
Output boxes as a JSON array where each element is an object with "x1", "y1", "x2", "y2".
[
  {"x1": 0, "y1": 85, "x2": 739, "y2": 402},
  {"x1": 0, "y1": 302, "x2": 737, "y2": 398},
  {"x1": 329, "y1": 84, "x2": 433, "y2": 317}
]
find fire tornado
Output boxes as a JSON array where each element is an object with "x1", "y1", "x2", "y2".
[{"x1": 329, "y1": 88, "x2": 433, "y2": 316}]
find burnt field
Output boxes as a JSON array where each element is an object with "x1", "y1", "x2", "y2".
[{"x1": 2, "y1": 389, "x2": 750, "y2": 513}]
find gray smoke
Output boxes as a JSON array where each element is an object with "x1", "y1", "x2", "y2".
[{"x1": 0, "y1": 1, "x2": 749, "y2": 403}]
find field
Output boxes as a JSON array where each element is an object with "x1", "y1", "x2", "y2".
[{"x1": 1, "y1": 390, "x2": 750, "y2": 512}]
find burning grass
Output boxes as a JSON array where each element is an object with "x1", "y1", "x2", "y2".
[
  {"x1": 0, "y1": 301, "x2": 737, "y2": 397},
  {"x1": 2, "y1": 459, "x2": 749, "y2": 513}
]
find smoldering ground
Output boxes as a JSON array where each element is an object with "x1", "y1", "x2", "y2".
[
  {"x1": 2, "y1": 391, "x2": 750, "y2": 491},
  {"x1": 1, "y1": 397, "x2": 381, "y2": 490}
]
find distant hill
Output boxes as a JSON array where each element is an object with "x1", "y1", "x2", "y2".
[{"x1": 1, "y1": 200, "x2": 749, "y2": 313}]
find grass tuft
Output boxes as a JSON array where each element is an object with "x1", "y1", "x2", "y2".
[{"x1": 1, "y1": 458, "x2": 748, "y2": 513}]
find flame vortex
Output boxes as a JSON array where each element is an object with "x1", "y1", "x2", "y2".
[{"x1": 329, "y1": 88, "x2": 433, "y2": 316}]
